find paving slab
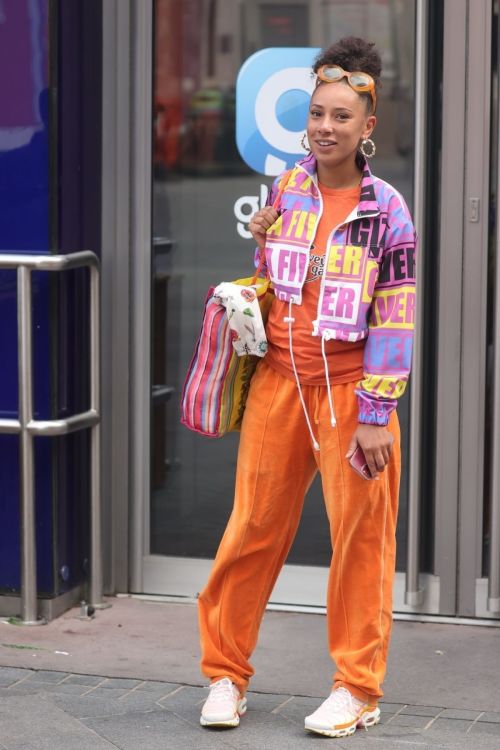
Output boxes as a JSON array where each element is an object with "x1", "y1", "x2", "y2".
[
  {"x1": 399, "y1": 704, "x2": 442, "y2": 716},
  {"x1": 23, "y1": 670, "x2": 70, "y2": 684},
  {"x1": 388, "y1": 713, "x2": 434, "y2": 729},
  {"x1": 0, "y1": 694, "x2": 118, "y2": 750},
  {"x1": 213, "y1": 710, "x2": 327, "y2": 750},
  {"x1": 479, "y1": 712, "x2": 500, "y2": 723},
  {"x1": 469, "y1": 722, "x2": 500, "y2": 736},
  {"x1": 45, "y1": 690, "x2": 133, "y2": 719},
  {"x1": 63, "y1": 673, "x2": 105, "y2": 686},
  {"x1": 83, "y1": 709, "x2": 241, "y2": 750},
  {"x1": 0, "y1": 667, "x2": 35, "y2": 687}
]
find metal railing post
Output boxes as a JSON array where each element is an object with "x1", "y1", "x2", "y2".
[
  {"x1": 0, "y1": 251, "x2": 105, "y2": 622},
  {"x1": 89, "y1": 263, "x2": 108, "y2": 609},
  {"x1": 17, "y1": 266, "x2": 45, "y2": 625}
]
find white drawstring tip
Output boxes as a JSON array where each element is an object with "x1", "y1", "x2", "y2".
[
  {"x1": 312, "y1": 440, "x2": 320, "y2": 451},
  {"x1": 283, "y1": 316, "x2": 295, "y2": 323},
  {"x1": 330, "y1": 418, "x2": 337, "y2": 428}
]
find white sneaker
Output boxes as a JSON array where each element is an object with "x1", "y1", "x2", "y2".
[
  {"x1": 200, "y1": 677, "x2": 247, "y2": 728},
  {"x1": 304, "y1": 687, "x2": 380, "y2": 738}
]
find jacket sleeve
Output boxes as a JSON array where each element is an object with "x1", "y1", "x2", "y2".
[
  {"x1": 355, "y1": 192, "x2": 417, "y2": 425},
  {"x1": 253, "y1": 173, "x2": 286, "y2": 271}
]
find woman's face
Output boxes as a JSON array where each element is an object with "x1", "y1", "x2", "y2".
[{"x1": 306, "y1": 80, "x2": 376, "y2": 175}]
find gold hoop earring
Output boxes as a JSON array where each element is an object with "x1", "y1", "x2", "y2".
[
  {"x1": 360, "y1": 138, "x2": 376, "y2": 159},
  {"x1": 301, "y1": 133, "x2": 311, "y2": 152}
]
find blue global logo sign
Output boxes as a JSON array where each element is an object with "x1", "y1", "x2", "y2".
[{"x1": 236, "y1": 48, "x2": 320, "y2": 176}]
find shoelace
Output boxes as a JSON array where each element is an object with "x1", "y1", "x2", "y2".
[
  {"x1": 206, "y1": 678, "x2": 236, "y2": 700},
  {"x1": 316, "y1": 687, "x2": 362, "y2": 721},
  {"x1": 323, "y1": 687, "x2": 356, "y2": 711}
]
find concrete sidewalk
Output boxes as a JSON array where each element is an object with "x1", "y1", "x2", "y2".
[{"x1": 0, "y1": 596, "x2": 499, "y2": 749}]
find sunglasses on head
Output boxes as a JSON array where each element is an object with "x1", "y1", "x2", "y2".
[{"x1": 316, "y1": 65, "x2": 377, "y2": 113}]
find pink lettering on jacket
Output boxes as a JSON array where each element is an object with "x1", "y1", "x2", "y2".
[
  {"x1": 268, "y1": 243, "x2": 308, "y2": 290},
  {"x1": 318, "y1": 282, "x2": 361, "y2": 325}
]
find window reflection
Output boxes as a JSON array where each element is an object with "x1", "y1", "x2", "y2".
[{"x1": 151, "y1": 0, "x2": 416, "y2": 571}]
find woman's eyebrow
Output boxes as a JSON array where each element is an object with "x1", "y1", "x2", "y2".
[{"x1": 310, "y1": 104, "x2": 354, "y2": 113}]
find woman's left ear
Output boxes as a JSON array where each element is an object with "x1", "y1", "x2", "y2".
[{"x1": 363, "y1": 115, "x2": 377, "y2": 139}]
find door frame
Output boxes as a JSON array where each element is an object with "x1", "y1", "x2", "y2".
[
  {"x1": 123, "y1": 0, "x2": 438, "y2": 613},
  {"x1": 434, "y1": 0, "x2": 498, "y2": 619},
  {"x1": 108, "y1": 0, "x2": 499, "y2": 619}
]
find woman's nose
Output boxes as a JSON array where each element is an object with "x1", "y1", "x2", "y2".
[{"x1": 318, "y1": 119, "x2": 334, "y2": 132}]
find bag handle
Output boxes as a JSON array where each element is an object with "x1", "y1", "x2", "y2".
[{"x1": 251, "y1": 169, "x2": 292, "y2": 285}]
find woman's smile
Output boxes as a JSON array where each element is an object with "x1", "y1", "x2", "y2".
[{"x1": 315, "y1": 139, "x2": 338, "y2": 148}]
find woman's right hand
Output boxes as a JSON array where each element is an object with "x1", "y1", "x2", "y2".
[{"x1": 248, "y1": 207, "x2": 279, "y2": 249}]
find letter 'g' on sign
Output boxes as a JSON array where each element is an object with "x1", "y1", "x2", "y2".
[{"x1": 236, "y1": 47, "x2": 320, "y2": 176}]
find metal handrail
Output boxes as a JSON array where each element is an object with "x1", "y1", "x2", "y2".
[{"x1": 0, "y1": 251, "x2": 105, "y2": 624}]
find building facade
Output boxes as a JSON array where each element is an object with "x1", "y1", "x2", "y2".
[{"x1": 1, "y1": 0, "x2": 500, "y2": 623}]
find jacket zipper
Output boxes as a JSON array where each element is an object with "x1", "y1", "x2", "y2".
[{"x1": 293, "y1": 164, "x2": 381, "y2": 333}]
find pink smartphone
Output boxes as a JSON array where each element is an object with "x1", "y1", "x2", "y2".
[{"x1": 349, "y1": 445, "x2": 373, "y2": 480}]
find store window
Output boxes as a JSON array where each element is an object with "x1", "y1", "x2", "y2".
[{"x1": 150, "y1": 0, "x2": 416, "y2": 572}]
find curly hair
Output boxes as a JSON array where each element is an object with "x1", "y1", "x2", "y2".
[{"x1": 313, "y1": 37, "x2": 382, "y2": 112}]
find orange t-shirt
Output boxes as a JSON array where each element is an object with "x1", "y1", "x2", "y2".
[{"x1": 265, "y1": 182, "x2": 365, "y2": 385}]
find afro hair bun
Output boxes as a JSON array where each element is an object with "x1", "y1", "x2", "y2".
[{"x1": 313, "y1": 36, "x2": 382, "y2": 87}]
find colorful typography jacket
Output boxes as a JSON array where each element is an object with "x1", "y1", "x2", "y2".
[{"x1": 259, "y1": 153, "x2": 417, "y2": 426}]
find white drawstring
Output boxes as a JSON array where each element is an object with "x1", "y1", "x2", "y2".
[
  {"x1": 321, "y1": 333, "x2": 337, "y2": 427},
  {"x1": 285, "y1": 298, "x2": 320, "y2": 452}
]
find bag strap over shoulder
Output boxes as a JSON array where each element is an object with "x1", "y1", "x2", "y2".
[{"x1": 252, "y1": 169, "x2": 293, "y2": 285}]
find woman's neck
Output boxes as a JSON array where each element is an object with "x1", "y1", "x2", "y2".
[{"x1": 316, "y1": 160, "x2": 362, "y2": 189}]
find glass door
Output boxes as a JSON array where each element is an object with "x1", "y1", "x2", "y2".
[{"x1": 143, "y1": 0, "x2": 422, "y2": 608}]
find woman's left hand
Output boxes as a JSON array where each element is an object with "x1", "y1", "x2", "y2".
[{"x1": 346, "y1": 424, "x2": 394, "y2": 479}]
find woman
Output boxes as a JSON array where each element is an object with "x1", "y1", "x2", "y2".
[{"x1": 198, "y1": 36, "x2": 416, "y2": 739}]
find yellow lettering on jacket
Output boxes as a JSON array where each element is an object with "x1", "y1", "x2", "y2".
[
  {"x1": 295, "y1": 211, "x2": 307, "y2": 238},
  {"x1": 362, "y1": 260, "x2": 379, "y2": 303},
  {"x1": 300, "y1": 176, "x2": 313, "y2": 192},
  {"x1": 306, "y1": 212, "x2": 316, "y2": 241},
  {"x1": 285, "y1": 211, "x2": 301, "y2": 237},
  {"x1": 266, "y1": 214, "x2": 283, "y2": 237},
  {"x1": 371, "y1": 287, "x2": 416, "y2": 329},
  {"x1": 361, "y1": 375, "x2": 407, "y2": 398},
  {"x1": 284, "y1": 210, "x2": 316, "y2": 242},
  {"x1": 327, "y1": 245, "x2": 364, "y2": 277}
]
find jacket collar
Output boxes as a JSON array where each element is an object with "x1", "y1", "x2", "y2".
[{"x1": 294, "y1": 153, "x2": 380, "y2": 217}]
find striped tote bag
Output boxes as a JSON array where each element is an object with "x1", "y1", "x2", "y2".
[{"x1": 180, "y1": 275, "x2": 273, "y2": 437}]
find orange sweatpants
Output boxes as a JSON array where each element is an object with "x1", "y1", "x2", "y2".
[{"x1": 198, "y1": 360, "x2": 401, "y2": 704}]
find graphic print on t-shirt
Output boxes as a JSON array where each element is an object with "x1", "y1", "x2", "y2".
[{"x1": 305, "y1": 245, "x2": 324, "y2": 282}]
